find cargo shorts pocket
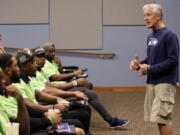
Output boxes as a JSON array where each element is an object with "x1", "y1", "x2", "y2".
[{"x1": 158, "y1": 97, "x2": 174, "y2": 117}]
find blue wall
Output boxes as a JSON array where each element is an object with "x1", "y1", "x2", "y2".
[{"x1": 0, "y1": 0, "x2": 180, "y2": 86}]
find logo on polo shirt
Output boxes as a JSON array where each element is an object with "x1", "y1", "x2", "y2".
[{"x1": 148, "y1": 38, "x2": 158, "y2": 46}]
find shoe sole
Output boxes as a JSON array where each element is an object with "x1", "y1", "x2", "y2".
[{"x1": 110, "y1": 121, "x2": 129, "y2": 129}]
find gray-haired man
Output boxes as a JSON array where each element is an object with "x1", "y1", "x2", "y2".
[{"x1": 130, "y1": 4, "x2": 179, "y2": 135}]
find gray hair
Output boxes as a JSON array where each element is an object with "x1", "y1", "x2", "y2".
[{"x1": 143, "y1": 4, "x2": 163, "y2": 17}]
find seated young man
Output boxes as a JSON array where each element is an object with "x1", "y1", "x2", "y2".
[
  {"x1": 0, "y1": 53, "x2": 86, "y2": 135},
  {"x1": 0, "y1": 54, "x2": 62, "y2": 134},
  {"x1": 31, "y1": 47, "x2": 89, "y2": 100},
  {"x1": 15, "y1": 49, "x2": 91, "y2": 134},
  {"x1": 42, "y1": 42, "x2": 93, "y2": 90},
  {"x1": 0, "y1": 67, "x2": 30, "y2": 135},
  {"x1": 38, "y1": 44, "x2": 129, "y2": 129}
]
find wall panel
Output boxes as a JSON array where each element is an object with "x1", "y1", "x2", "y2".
[
  {"x1": 103, "y1": 0, "x2": 155, "y2": 25},
  {"x1": 50, "y1": 0, "x2": 102, "y2": 49},
  {"x1": 0, "y1": 0, "x2": 49, "y2": 24}
]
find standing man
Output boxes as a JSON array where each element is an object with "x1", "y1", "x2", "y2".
[{"x1": 130, "y1": 4, "x2": 179, "y2": 135}]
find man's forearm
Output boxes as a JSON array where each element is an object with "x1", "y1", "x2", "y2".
[
  {"x1": 45, "y1": 85, "x2": 76, "y2": 98},
  {"x1": 50, "y1": 72, "x2": 75, "y2": 81},
  {"x1": 36, "y1": 90, "x2": 58, "y2": 103},
  {"x1": 46, "y1": 81, "x2": 74, "y2": 90},
  {"x1": 148, "y1": 58, "x2": 178, "y2": 74},
  {"x1": 16, "y1": 96, "x2": 30, "y2": 135},
  {"x1": 24, "y1": 99, "x2": 53, "y2": 111}
]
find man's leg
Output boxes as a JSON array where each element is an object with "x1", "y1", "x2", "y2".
[
  {"x1": 84, "y1": 82, "x2": 93, "y2": 90},
  {"x1": 29, "y1": 117, "x2": 51, "y2": 133},
  {"x1": 144, "y1": 85, "x2": 155, "y2": 122},
  {"x1": 158, "y1": 124, "x2": 172, "y2": 135},
  {"x1": 151, "y1": 84, "x2": 176, "y2": 135},
  {"x1": 69, "y1": 87, "x2": 128, "y2": 128},
  {"x1": 69, "y1": 87, "x2": 113, "y2": 123},
  {"x1": 62, "y1": 108, "x2": 90, "y2": 133}
]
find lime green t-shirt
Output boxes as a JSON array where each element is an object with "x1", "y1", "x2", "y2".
[
  {"x1": 0, "y1": 104, "x2": 10, "y2": 135},
  {"x1": 0, "y1": 96, "x2": 17, "y2": 118},
  {"x1": 13, "y1": 79, "x2": 38, "y2": 104},
  {"x1": 41, "y1": 60, "x2": 60, "y2": 79},
  {"x1": 36, "y1": 70, "x2": 48, "y2": 83},
  {"x1": 30, "y1": 70, "x2": 66, "y2": 91},
  {"x1": 29, "y1": 71, "x2": 47, "y2": 92}
]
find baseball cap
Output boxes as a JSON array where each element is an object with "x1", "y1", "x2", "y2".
[{"x1": 16, "y1": 48, "x2": 34, "y2": 66}]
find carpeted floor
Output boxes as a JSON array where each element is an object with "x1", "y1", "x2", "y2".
[{"x1": 90, "y1": 91, "x2": 180, "y2": 135}]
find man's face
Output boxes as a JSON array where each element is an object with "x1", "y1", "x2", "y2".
[
  {"x1": 35, "y1": 56, "x2": 46, "y2": 68},
  {"x1": 47, "y1": 49, "x2": 56, "y2": 60},
  {"x1": 9, "y1": 57, "x2": 20, "y2": 83},
  {"x1": 23, "y1": 59, "x2": 37, "y2": 77},
  {"x1": 143, "y1": 8, "x2": 161, "y2": 29}
]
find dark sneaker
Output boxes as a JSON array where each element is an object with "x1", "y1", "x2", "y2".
[{"x1": 110, "y1": 117, "x2": 128, "y2": 129}]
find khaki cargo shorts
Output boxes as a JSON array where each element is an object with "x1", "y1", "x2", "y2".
[{"x1": 144, "y1": 83, "x2": 176, "y2": 125}]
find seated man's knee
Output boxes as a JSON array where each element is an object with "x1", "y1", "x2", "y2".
[
  {"x1": 85, "y1": 90, "x2": 98, "y2": 99},
  {"x1": 85, "y1": 82, "x2": 93, "y2": 90}
]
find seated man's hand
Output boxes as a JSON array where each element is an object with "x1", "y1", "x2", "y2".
[
  {"x1": 76, "y1": 78, "x2": 88, "y2": 86},
  {"x1": 5, "y1": 85, "x2": 22, "y2": 100},
  {"x1": 74, "y1": 69, "x2": 85, "y2": 76},
  {"x1": 74, "y1": 91, "x2": 88, "y2": 100},
  {"x1": 45, "y1": 111, "x2": 62, "y2": 125},
  {"x1": 55, "y1": 104, "x2": 69, "y2": 112},
  {"x1": 57, "y1": 97, "x2": 68, "y2": 102}
]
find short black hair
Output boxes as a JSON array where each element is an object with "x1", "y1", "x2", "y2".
[{"x1": 0, "y1": 53, "x2": 14, "y2": 69}]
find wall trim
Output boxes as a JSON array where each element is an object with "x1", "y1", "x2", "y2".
[{"x1": 93, "y1": 86, "x2": 180, "y2": 92}]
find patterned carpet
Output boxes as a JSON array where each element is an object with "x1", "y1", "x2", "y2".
[{"x1": 90, "y1": 91, "x2": 180, "y2": 135}]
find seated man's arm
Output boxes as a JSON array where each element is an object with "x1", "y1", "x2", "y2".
[
  {"x1": 16, "y1": 96, "x2": 30, "y2": 135},
  {"x1": 35, "y1": 90, "x2": 69, "y2": 112},
  {"x1": 46, "y1": 81, "x2": 74, "y2": 90},
  {"x1": 35, "y1": 90, "x2": 58, "y2": 103},
  {"x1": 5, "y1": 85, "x2": 30, "y2": 135},
  {"x1": 24, "y1": 98, "x2": 53, "y2": 111},
  {"x1": 46, "y1": 78, "x2": 89, "y2": 90},
  {"x1": 49, "y1": 69, "x2": 85, "y2": 81},
  {"x1": 49, "y1": 72, "x2": 75, "y2": 81},
  {"x1": 24, "y1": 98, "x2": 68, "y2": 113},
  {"x1": 44, "y1": 85, "x2": 88, "y2": 100}
]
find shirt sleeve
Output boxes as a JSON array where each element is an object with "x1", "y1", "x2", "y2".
[
  {"x1": 149, "y1": 32, "x2": 179, "y2": 74},
  {"x1": 140, "y1": 57, "x2": 148, "y2": 64},
  {"x1": 13, "y1": 83, "x2": 28, "y2": 99},
  {"x1": 42, "y1": 62, "x2": 57, "y2": 79},
  {"x1": 29, "y1": 78, "x2": 45, "y2": 91}
]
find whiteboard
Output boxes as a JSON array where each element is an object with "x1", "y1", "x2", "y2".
[
  {"x1": 0, "y1": 0, "x2": 49, "y2": 24},
  {"x1": 50, "y1": 0, "x2": 102, "y2": 49},
  {"x1": 103, "y1": 0, "x2": 155, "y2": 25}
]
